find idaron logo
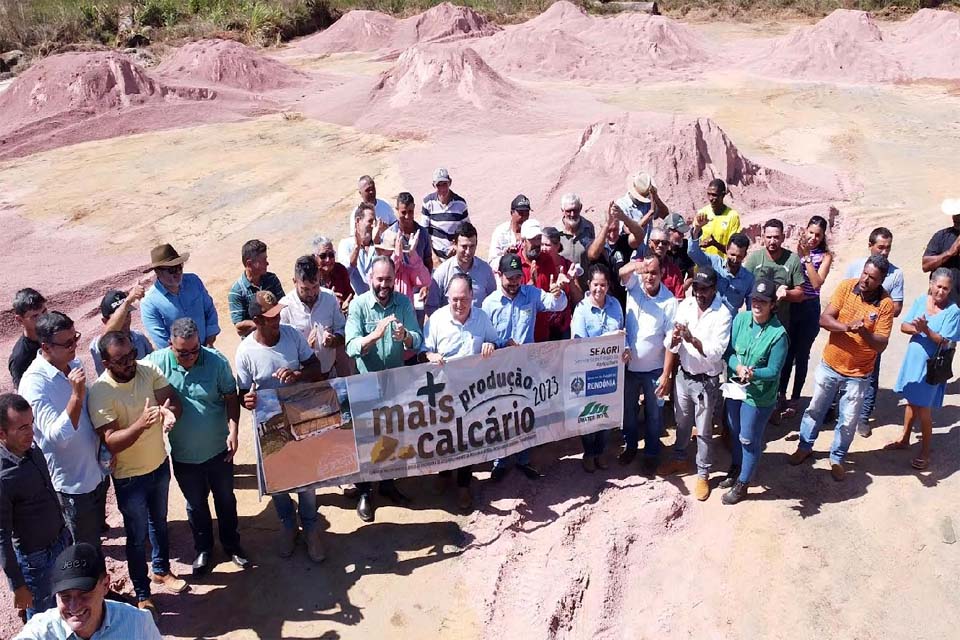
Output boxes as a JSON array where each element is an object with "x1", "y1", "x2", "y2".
[{"x1": 578, "y1": 402, "x2": 609, "y2": 423}]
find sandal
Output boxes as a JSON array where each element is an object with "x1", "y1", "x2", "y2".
[
  {"x1": 883, "y1": 441, "x2": 910, "y2": 451},
  {"x1": 911, "y1": 457, "x2": 929, "y2": 470},
  {"x1": 780, "y1": 399, "x2": 799, "y2": 420}
]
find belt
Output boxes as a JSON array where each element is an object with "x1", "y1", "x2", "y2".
[{"x1": 679, "y1": 367, "x2": 717, "y2": 383}]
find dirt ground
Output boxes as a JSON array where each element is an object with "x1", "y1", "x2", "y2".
[{"x1": 1, "y1": 13, "x2": 959, "y2": 640}]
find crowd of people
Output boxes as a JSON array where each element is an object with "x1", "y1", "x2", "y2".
[{"x1": 2, "y1": 169, "x2": 959, "y2": 638}]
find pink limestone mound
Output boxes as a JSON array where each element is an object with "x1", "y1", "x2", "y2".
[
  {"x1": 156, "y1": 39, "x2": 307, "y2": 92},
  {"x1": 889, "y1": 9, "x2": 960, "y2": 80}
]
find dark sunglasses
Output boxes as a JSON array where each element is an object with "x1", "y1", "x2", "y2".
[
  {"x1": 157, "y1": 265, "x2": 183, "y2": 274},
  {"x1": 107, "y1": 349, "x2": 137, "y2": 365},
  {"x1": 49, "y1": 331, "x2": 82, "y2": 349},
  {"x1": 315, "y1": 252, "x2": 336, "y2": 260},
  {"x1": 173, "y1": 345, "x2": 201, "y2": 358}
]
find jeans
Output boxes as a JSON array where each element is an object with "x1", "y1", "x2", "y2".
[
  {"x1": 780, "y1": 297, "x2": 821, "y2": 400},
  {"x1": 581, "y1": 430, "x2": 607, "y2": 457},
  {"x1": 113, "y1": 460, "x2": 172, "y2": 601},
  {"x1": 15, "y1": 529, "x2": 70, "y2": 619},
  {"x1": 860, "y1": 353, "x2": 882, "y2": 420},
  {"x1": 272, "y1": 490, "x2": 318, "y2": 532},
  {"x1": 623, "y1": 368, "x2": 663, "y2": 457},
  {"x1": 798, "y1": 363, "x2": 870, "y2": 464},
  {"x1": 172, "y1": 451, "x2": 241, "y2": 555},
  {"x1": 58, "y1": 476, "x2": 108, "y2": 548},
  {"x1": 726, "y1": 400, "x2": 776, "y2": 484},
  {"x1": 672, "y1": 369, "x2": 721, "y2": 478}
]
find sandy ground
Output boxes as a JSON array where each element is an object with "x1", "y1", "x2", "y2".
[{"x1": 1, "y1": 13, "x2": 960, "y2": 640}]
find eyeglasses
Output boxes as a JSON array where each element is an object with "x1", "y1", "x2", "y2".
[
  {"x1": 315, "y1": 252, "x2": 336, "y2": 260},
  {"x1": 651, "y1": 239, "x2": 669, "y2": 246},
  {"x1": 107, "y1": 349, "x2": 137, "y2": 366},
  {"x1": 49, "y1": 332, "x2": 82, "y2": 349},
  {"x1": 157, "y1": 265, "x2": 183, "y2": 274},
  {"x1": 173, "y1": 345, "x2": 201, "y2": 358}
]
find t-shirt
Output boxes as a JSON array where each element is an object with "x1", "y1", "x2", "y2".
[
  {"x1": 8, "y1": 335, "x2": 40, "y2": 390},
  {"x1": 844, "y1": 257, "x2": 904, "y2": 302},
  {"x1": 421, "y1": 190, "x2": 469, "y2": 256},
  {"x1": 88, "y1": 364, "x2": 169, "y2": 480},
  {"x1": 89, "y1": 330, "x2": 154, "y2": 377},
  {"x1": 234, "y1": 325, "x2": 314, "y2": 392},
  {"x1": 590, "y1": 233, "x2": 636, "y2": 308},
  {"x1": 697, "y1": 205, "x2": 741, "y2": 258},
  {"x1": 822, "y1": 279, "x2": 895, "y2": 377},
  {"x1": 923, "y1": 226, "x2": 960, "y2": 302},
  {"x1": 743, "y1": 248, "x2": 805, "y2": 324}
]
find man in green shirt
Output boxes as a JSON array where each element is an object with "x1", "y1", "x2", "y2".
[
  {"x1": 145, "y1": 317, "x2": 248, "y2": 575},
  {"x1": 344, "y1": 256, "x2": 423, "y2": 521},
  {"x1": 742, "y1": 218, "x2": 805, "y2": 326}
]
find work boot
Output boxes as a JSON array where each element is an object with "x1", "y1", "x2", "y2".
[
  {"x1": 306, "y1": 528, "x2": 326, "y2": 563},
  {"x1": 149, "y1": 571, "x2": 187, "y2": 593},
  {"x1": 787, "y1": 448, "x2": 812, "y2": 466},
  {"x1": 722, "y1": 482, "x2": 749, "y2": 505},
  {"x1": 657, "y1": 457, "x2": 690, "y2": 477},
  {"x1": 719, "y1": 466, "x2": 740, "y2": 489},
  {"x1": 618, "y1": 448, "x2": 637, "y2": 466},
  {"x1": 277, "y1": 527, "x2": 298, "y2": 558},
  {"x1": 581, "y1": 456, "x2": 596, "y2": 473},
  {"x1": 138, "y1": 598, "x2": 159, "y2": 622},
  {"x1": 693, "y1": 477, "x2": 710, "y2": 501},
  {"x1": 830, "y1": 462, "x2": 846, "y2": 482}
]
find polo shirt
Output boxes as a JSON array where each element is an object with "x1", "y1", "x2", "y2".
[
  {"x1": 278, "y1": 289, "x2": 346, "y2": 374},
  {"x1": 336, "y1": 237, "x2": 377, "y2": 295},
  {"x1": 481, "y1": 285, "x2": 567, "y2": 346},
  {"x1": 15, "y1": 599, "x2": 162, "y2": 639},
  {"x1": 227, "y1": 271, "x2": 285, "y2": 325},
  {"x1": 345, "y1": 292, "x2": 423, "y2": 374},
  {"x1": 697, "y1": 204, "x2": 741, "y2": 258},
  {"x1": 688, "y1": 234, "x2": 754, "y2": 314},
  {"x1": 145, "y1": 347, "x2": 237, "y2": 464},
  {"x1": 88, "y1": 364, "x2": 169, "y2": 480},
  {"x1": 88, "y1": 330, "x2": 153, "y2": 377},
  {"x1": 8, "y1": 335, "x2": 40, "y2": 390},
  {"x1": 420, "y1": 190, "x2": 469, "y2": 256},
  {"x1": 571, "y1": 295, "x2": 624, "y2": 338},
  {"x1": 427, "y1": 256, "x2": 498, "y2": 315},
  {"x1": 559, "y1": 218, "x2": 596, "y2": 268},
  {"x1": 924, "y1": 226, "x2": 960, "y2": 301},
  {"x1": 624, "y1": 276, "x2": 677, "y2": 373},
  {"x1": 18, "y1": 356, "x2": 106, "y2": 494},
  {"x1": 669, "y1": 295, "x2": 732, "y2": 377},
  {"x1": 0, "y1": 445, "x2": 65, "y2": 590},
  {"x1": 488, "y1": 221, "x2": 521, "y2": 263},
  {"x1": 423, "y1": 305, "x2": 500, "y2": 360},
  {"x1": 235, "y1": 325, "x2": 315, "y2": 392},
  {"x1": 822, "y1": 279, "x2": 894, "y2": 377},
  {"x1": 347, "y1": 198, "x2": 396, "y2": 230},
  {"x1": 743, "y1": 248, "x2": 805, "y2": 325},
  {"x1": 141, "y1": 273, "x2": 220, "y2": 348},
  {"x1": 844, "y1": 257, "x2": 904, "y2": 302}
]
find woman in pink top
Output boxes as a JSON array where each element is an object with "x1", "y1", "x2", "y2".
[{"x1": 373, "y1": 228, "x2": 431, "y2": 324}]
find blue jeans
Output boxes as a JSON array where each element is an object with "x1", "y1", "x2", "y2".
[
  {"x1": 623, "y1": 368, "x2": 663, "y2": 457},
  {"x1": 272, "y1": 490, "x2": 318, "y2": 532},
  {"x1": 726, "y1": 400, "x2": 776, "y2": 484},
  {"x1": 113, "y1": 460, "x2": 172, "y2": 601},
  {"x1": 860, "y1": 353, "x2": 882, "y2": 420},
  {"x1": 15, "y1": 529, "x2": 70, "y2": 619},
  {"x1": 581, "y1": 430, "x2": 607, "y2": 457},
  {"x1": 780, "y1": 297, "x2": 821, "y2": 400},
  {"x1": 798, "y1": 363, "x2": 869, "y2": 464}
]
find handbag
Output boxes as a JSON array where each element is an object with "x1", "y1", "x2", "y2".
[{"x1": 926, "y1": 340, "x2": 956, "y2": 385}]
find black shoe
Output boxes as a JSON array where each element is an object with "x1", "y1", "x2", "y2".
[
  {"x1": 342, "y1": 485, "x2": 360, "y2": 500},
  {"x1": 378, "y1": 482, "x2": 411, "y2": 505},
  {"x1": 357, "y1": 494, "x2": 375, "y2": 522},
  {"x1": 227, "y1": 548, "x2": 250, "y2": 569},
  {"x1": 490, "y1": 465, "x2": 509, "y2": 483},
  {"x1": 719, "y1": 467, "x2": 740, "y2": 489},
  {"x1": 722, "y1": 482, "x2": 749, "y2": 505},
  {"x1": 618, "y1": 448, "x2": 638, "y2": 466},
  {"x1": 640, "y1": 456, "x2": 658, "y2": 477},
  {"x1": 517, "y1": 463, "x2": 543, "y2": 480},
  {"x1": 192, "y1": 551, "x2": 212, "y2": 575}
]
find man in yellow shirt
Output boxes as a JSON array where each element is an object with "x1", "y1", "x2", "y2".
[
  {"x1": 696, "y1": 179, "x2": 741, "y2": 258},
  {"x1": 87, "y1": 331, "x2": 185, "y2": 618}
]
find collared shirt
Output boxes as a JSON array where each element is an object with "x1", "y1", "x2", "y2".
[
  {"x1": 688, "y1": 233, "x2": 754, "y2": 314},
  {"x1": 345, "y1": 292, "x2": 424, "y2": 374},
  {"x1": 615, "y1": 194, "x2": 655, "y2": 239},
  {"x1": 623, "y1": 276, "x2": 678, "y2": 373},
  {"x1": 697, "y1": 204, "x2": 741, "y2": 258},
  {"x1": 0, "y1": 445, "x2": 64, "y2": 589},
  {"x1": 481, "y1": 285, "x2": 568, "y2": 346},
  {"x1": 235, "y1": 325, "x2": 315, "y2": 392},
  {"x1": 427, "y1": 256, "x2": 498, "y2": 315},
  {"x1": 145, "y1": 347, "x2": 237, "y2": 464},
  {"x1": 15, "y1": 599, "x2": 162, "y2": 639},
  {"x1": 421, "y1": 190, "x2": 470, "y2": 256},
  {"x1": 8, "y1": 335, "x2": 40, "y2": 390},
  {"x1": 559, "y1": 218, "x2": 596, "y2": 268},
  {"x1": 88, "y1": 365, "x2": 169, "y2": 480},
  {"x1": 336, "y1": 237, "x2": 377, "y2": 295},
  {"x1": 844, "y1": 257, "x2": 904, "y2": 302},
  {"x1": 822, "y1": 279, "x2": 895, "y2": 377},
  {"x1": 227, "y1": 271, "x2": 285, "y2": 325},
  {"x1": 279, "y1": 289, "x2": 346, "y2": 374},
  {"x1": 488, "y1": 221, "x2": 521, "y2": 263},
  {"x1": 571, "y1": 295, "x2": 624, "y2": 338},
  {"x1": 924, "y1": 226, "x2": 960, "y2": 301},
  {"x1": 141, "y1": 273, "x2": 220, "y2": 348},
  {"x1": 88, "y1": 331, "x2": 153, "y2": 377},
  {"x1": 18, "y1": 357, "x2": 105, "y2": 494},
  {"x1": 424, "y1": 305, "x2": 500, "y2": 360},
  {"x1": 670, "y1": 295, "x2": 733, "y2": 377},
  {"x1": 347, "y1": 198, "x2": 396, "y2": 230}
]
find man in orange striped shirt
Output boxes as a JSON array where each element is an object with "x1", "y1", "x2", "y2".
[{"x1": 788, "y1": 255, "x2": 895, "y2": 481}]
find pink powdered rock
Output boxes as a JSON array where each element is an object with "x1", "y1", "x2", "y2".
[
  {"x1": 401, "y1": 2, "x2": 500, "y2": 45},
  {"x1": 156, "y1": 39, "x2": 307, "y2": 92},
  {"x1": 298, "y1": 9, "x2": 401, "y2": 54},
  {"x1": 890, "y1": 9, "x2": 960, "y2": 80}
]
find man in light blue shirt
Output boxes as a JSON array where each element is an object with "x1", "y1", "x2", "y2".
[
  {"x1": 15, "y1": 543, "x2": 162, "y2": 639},
  {"x1": 426, "y1": 222, "x2": 497, "y2": 314},
  {"x1": 139, "y1": 244, "x2": 220, "y2": 349},
  {"x1": 688, "y1": 225, "x2": 754, "y2": 314},
  {"x1": 482, "y1": 254, "x2": 567, "y2": 480},
  {"x1": 18, "y1": 312, "x2": 107, "y2": 548}
]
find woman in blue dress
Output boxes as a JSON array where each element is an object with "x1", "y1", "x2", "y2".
[
  {"x1": 571, "y1": 264, "x2": 626, "y2": 473},
  {"x1": 887, "y1": 268, "x2": 960, "y2": 470}
]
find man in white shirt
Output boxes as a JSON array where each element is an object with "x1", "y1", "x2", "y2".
[
  {"x1": 279, "y1": 256, "x2": 346, "y2": 379},
  {"x1": 658, "y1": 267, "x2": 732, "y2": 501},
  {"x1": 337, "y1": 203, "x2": 378, "y2": 295},
  {"x1": 423, "y1": 274, "x2": 499, "y2": 511},
  {"x1": 352, "y1": 175, "x2": 396, "y2": 229},
  {"x1": 618, "y1": 255, "x2": 678, "y2": 475},
  {"x1": 488, "y1": 195, "x2": 531, "y2": 263}
]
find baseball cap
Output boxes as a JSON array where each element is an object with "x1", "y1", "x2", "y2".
[
  {"x1": 432, "y1": 167, "x2": 451, "y2": 185},
  {"x1": 627, "y1": 171, "x2": 655, "y2": 203},
  {"x1": 498, "y1": 253, "x2": 524, "y2": 278},
  {"x1": 692, "y1": 266, "x2": 718, "y2": 288},
  {"x1": 511, "y1": 194, "x2": 532, "y2": 212},
  {"x1": 751, "y1": 277, "x2": 777, "y2": 302},
  {"x1": 520, "y1": 219, "x2": 542, "y2": 240},
  {"x1": 941, "y1": 198, "x2": 960, "y2": 217},
  {"x1": 248, "y1": 290, "x2": 283, "y2": 319},
  {"x1": 51, "y1": 543, "x2": 106, "y2": 594},
  {"x1": 100, "y1": 290, "x2": 127, "y2": 319},
  {"x1": 663, "y1": 213, "x2": 690, "y2": 234}
]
